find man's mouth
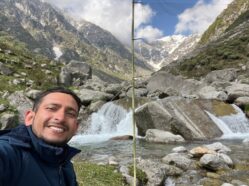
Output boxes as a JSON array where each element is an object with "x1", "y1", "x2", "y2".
[{"x1": 48, "y1": 125, "x2": 66, "y2": 133}]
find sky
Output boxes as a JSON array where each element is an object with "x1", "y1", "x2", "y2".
[{"x1": 43, "y1": 0, "x2": 233, "y2": 45}]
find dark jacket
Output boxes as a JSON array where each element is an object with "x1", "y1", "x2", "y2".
[{"x1": 0, "y1": 124, "x2": 81, "y2": 186}]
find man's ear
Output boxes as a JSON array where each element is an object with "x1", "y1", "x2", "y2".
[{"x1": 24, "y1": 110, "x2": 35, "y2": 126}]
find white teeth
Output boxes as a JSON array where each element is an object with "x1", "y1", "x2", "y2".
[{"x1": 49, "y1": 126, "x2": 65, "y2": 133}]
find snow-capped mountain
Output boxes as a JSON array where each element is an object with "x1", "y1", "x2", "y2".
[{"x1": 136, "y1": 34, "x2": 200, "y2": 70}]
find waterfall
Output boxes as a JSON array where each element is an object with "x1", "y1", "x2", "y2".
[
  {"x1": 70, "y1": 102, "x2": 136, "y2": 144},
  {"x1": 206, "y1": 104, "x2": 249, "y2": 139}
]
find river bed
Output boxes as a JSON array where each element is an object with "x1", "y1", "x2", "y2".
[{"x1": 70, "y1": 137, "x2": 249, "y2": 165}]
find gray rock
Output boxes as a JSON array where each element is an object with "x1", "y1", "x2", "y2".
[
  {"x1": 204, "y1": 68, "x2": 237, "y2": 84},
  {"x1": 172, "y1": 146, "x2": 188, "y2": 153},
  {"x1": 0, "y1": 62, "x2": 13, "y2": 75},
  {"x1": 59, "y1": 60, "x2": 92, "y2": 86},
  {"x1": 7, "y1": 91, "x2": 33, "y2": 122},
  {"x1": 135, "y1": 97, "x2": 223, "y2": 139},
  {"x1": 126, "y1": 88, "x2": 148, "y2": 98},
  {"x1": 137, "y1": 158, "x2": 183, "y2": 186},
  {"x1": 226, "y1": 83, "x2": 249, "y2": 102},
  {"x1": 25, "y1": 89, "x2": 42, "y2": 100},
  {"x1": 200, "y1": 154, "x2": 229, "y2": 171},
  {"x1": 88, "y1": 100, "x2": 106, "y2": 113},
  {"x1": 0, "y1": 113, "x2": 18, "y2": 129},
  {"x1": 145, "y1": 129, "x2": 185, "y2": 143},
  {"x1": 198, "y1": 86, "x2": 228, "y2": 101},
  {"x1": 221, "y1": 183, "x2": 234, "y2": 186},
  {"x1": 104, "y1": 84, "x2": 123, "y2": 95},
  {"x1": 76, "y1": 88, "x2": 114, "y2": 105},
  {"x1": 204, "y1": 142, "x2": 231, "y2": 153},
  {"x1": 147, "y1": 71, "x2": 204, "y2": 98},
  {"x1": 234, "y1": 96, "x2": 249, "y2": 107},
  {"x1": 0, "y1": 104, "x2": 6, "y2": 112},
  {"x1": 162, "y1": 153, "x2": 192, "y2": 170}
]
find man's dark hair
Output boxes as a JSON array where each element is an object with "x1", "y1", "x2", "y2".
[{"x1": 33, "y1": 87, "x2": 82, "y2": 112}]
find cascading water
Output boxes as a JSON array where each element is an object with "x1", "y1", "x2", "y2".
[
  {"x1": 70, "y1": 102, "x2": 136, "y2": 144},
  {"x1": 206, "y1": 104, "x2": 249, "y2": 139}
]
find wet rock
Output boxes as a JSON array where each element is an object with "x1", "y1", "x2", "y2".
[
  {"x1": 165, "y1": 170, "x2": 203, "y2": 186},
  {"x1": 110, "y1": 135, "x2": 133, "y2": 140},
  {"x1": 172, "y1": 146, "x2": 187, "y2": 153},
  {"x1": 226, "y1": 83, "x2": 249, "y2": 102},
  {"x1": 137, "y1": 158, "x2": 183, "y2": 186},
  {"x1": 221, "y1": 183, "x2": 234, "y2": 186},
  {"x1": 234, "y1": 96, "x2": 249, "y2": 107},
  {"x1": 189, "y1": 146, "x2": 216, "y2": 158},
  {"x1": 162, "y1": 153, "x2": 192, "y2": 170},
  {"x1": 200, "y1": 154, "x2": 230, "y2": 171},
  {"x1": 88, "y1": 100, "x2": 106, "y2": 113},
  {"x1": 145, "y1": 129, "x2": 185, "y2": 143},
  {"x1": 204, "y1": 142, "x2": 231, "y2": 154}
]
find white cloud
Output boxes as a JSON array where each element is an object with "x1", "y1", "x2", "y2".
[
  {"x1": 44, "y1": 0, "x2": 160, "y2": 45},
  {"x1": 175, "y1": 0, "x2": 233, "y2": 35},
  {"x1": 136, "y1": 26, "x2": 163, "y2": 43}
]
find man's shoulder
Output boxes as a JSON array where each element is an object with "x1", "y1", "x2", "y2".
[{"x1": 0, "y1": 125, "x2": 31, "y2": 148}]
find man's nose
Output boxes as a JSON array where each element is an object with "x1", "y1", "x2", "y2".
[{"x1": 54, "y1": 110, "x2": 66, "y2": 121}]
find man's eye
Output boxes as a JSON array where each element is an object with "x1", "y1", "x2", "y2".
[
  {"x1": 46, "y1": 107, "x2": 56, "y2": 111},
  {"x1": 66, "y1": 111, "x2": 77, "y2": 118}
]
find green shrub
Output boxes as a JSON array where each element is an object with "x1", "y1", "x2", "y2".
[{"x1": 128, "y1": 165, "x2": 148, "y2": 185}]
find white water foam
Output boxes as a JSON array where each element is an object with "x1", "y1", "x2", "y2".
[
  {"x1": 70, "y1": 102, "x2": 136, "y2": 145},
  {"x1": 206, "y1": 104, "x2": 249, "y2": 139}
]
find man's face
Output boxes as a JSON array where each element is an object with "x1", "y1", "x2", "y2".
[{"x1": 25, "y1": 92, "x2": 79, "y2": 146}]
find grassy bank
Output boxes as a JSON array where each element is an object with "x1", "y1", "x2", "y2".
[{"x1": 73, "y1": 161, "x2": 128, "y2": 186}]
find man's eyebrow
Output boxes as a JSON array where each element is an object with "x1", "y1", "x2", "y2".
[
  {"x1": 45, "y1": 103, "x2": 78, "y2": 112},
  {"x1": 66, "y1": 107, "x2": 78, "y2": 112}
]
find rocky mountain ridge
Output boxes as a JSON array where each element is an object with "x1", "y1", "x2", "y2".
[
  {"x1": 0, "y1": 0, "x2": 152, "y2": 80},
  {"x1": 200, "y1": 0, "x2": 249, "y2": 45}
]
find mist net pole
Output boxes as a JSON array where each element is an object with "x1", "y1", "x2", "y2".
[{"x1": 131, "y1": 0, "x2": 137, "y2": 185}]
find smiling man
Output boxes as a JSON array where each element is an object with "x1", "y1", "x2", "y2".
[{"x1": 0, "y1": 87, "x2": 82, "y2": 186}]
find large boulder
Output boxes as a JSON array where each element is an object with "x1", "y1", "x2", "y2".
[
  {"x1": 59, "y1": 60, "x2": 92, "y2": 86},
  {"x1": 135, "y1": 97, "x2": 223, "y2": 140},
  {"x1": 147, "y1": 71, "x2": 204, "y2": 98},
  {"x1": 197, "y1": 86, "x2": 228, "y2": 101},
  {"x1": 226, "y1": 83, "x2": 249, "y2": 102},
  {"x1": 76, "y1": 88, "x2": 114, "y2": 106},
  {"x1": 204, "y1": 68, "x2": 237, "y2": 84}
]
